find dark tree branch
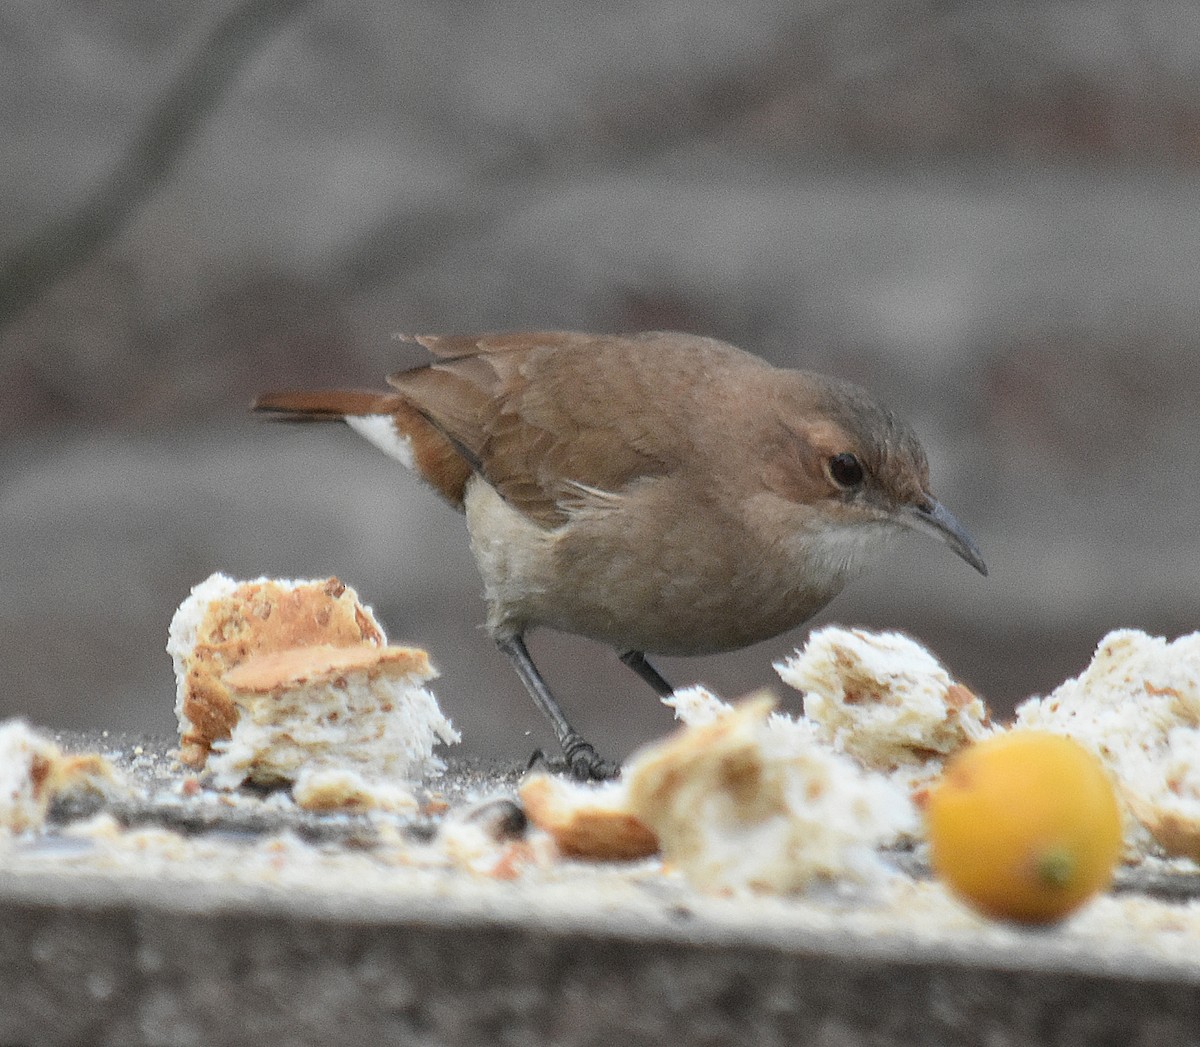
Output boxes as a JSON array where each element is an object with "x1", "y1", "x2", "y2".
[{"x1": 0, "y1": 0, "x2": 314, "y2": 330}]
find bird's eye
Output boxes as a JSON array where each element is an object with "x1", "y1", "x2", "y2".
[{"x1": 827, "y1": 452, "x2": 865, "y2": 488}]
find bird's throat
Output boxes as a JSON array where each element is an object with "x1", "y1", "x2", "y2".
[{"x1": 791, "y1": 520, "x2": 898, "y2": 595}]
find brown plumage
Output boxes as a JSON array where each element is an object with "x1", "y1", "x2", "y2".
[{"x1": 255, "y1": 330, "x2": 986, "y2": 779}]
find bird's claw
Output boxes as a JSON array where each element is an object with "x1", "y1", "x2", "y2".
[
  {"x1": 564, "y1": 738, "x2": 621, "y2": 782},
  {"x1": 526, "y1": 740, "x2": 620, "y2": 781}
]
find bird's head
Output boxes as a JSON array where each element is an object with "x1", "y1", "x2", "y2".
[{"x1": 763, "y1": 371, "x2": 988, "y2": 580}]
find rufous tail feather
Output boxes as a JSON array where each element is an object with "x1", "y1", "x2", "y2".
[{"x1": 252, "y1": 389, "x2": 472, "y2": 508}]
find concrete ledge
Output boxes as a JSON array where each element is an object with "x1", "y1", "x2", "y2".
[{"x1": 2, "y1": 868, "x2": 1199, "y2": 1047}]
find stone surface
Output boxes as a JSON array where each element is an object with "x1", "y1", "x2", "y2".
[{"x1": 2, "y1": 873, "x2": 1200, "y2": 1047}]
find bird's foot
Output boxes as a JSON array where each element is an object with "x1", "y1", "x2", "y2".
[
  {"x1": 563, "y1": 736, "x2": 620, "y2": 781},
  {"x1": 527, "y1": 739, "x2": 620, "y2": 781}
]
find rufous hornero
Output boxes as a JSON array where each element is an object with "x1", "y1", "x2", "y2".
[{"x1": 255, "y1": 331, "x2": 987, "y2": 779}]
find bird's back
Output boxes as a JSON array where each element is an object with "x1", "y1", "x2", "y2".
[{"x1": 387, "y1": 331, "x2": 774, "y2": 527}]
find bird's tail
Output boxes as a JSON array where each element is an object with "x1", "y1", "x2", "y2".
[
  {"x1": 253, "y1": 388, "x2": 404, "y2": 422},
  {"x1": 252, "y1": 388, "x2": 472, "y2": 509}
]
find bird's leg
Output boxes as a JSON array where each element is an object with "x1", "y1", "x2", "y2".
[
  {"x1": 618, "y1": 649, "x2": 676, "y2": 697},
  {"x1": 495, "y1": 635, "x2": 619, "y2": 781}
]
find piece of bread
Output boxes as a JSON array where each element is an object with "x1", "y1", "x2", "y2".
[
  {"x1": 167, "y1": 573, "x2": 458, "y2": 789},
  {"x1": 519, "y1": 774, "x2": 658, "y2": 861},
  {"x1": 1123, "y1": 726, "x2": 1200, "y2": 862},
  {"x1": 625, "y1": 692, "x2": 915, "y2": 894},
  {"x1": 214, "y1": 643, "x2": 456, "y2": 789},
  {"x1": 775, "y1": 627, "x2": 993, "y2": 796},
  {"x1": 291, "y1": 767, "x2": 420, "y2": 814},
  {"x1": 0, "y1": 720, "x2": 122, "y2": 834},
  {"x1": 1015, "y1": 629, "x2": 1200, "y2": 859},
  {"x1": 168, "y1": 573, "x2": 388, "y2": 767}
]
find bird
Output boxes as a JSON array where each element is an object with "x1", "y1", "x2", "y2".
[{"x1": 255, "y1": 330, "x2": 987, "y2": 779}]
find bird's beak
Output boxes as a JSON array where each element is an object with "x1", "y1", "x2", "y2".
[{"x1": 901, "y1": 497, "x2": 988, "y2": 576}]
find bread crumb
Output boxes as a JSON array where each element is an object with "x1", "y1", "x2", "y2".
[
  {"x1": 438, "y1": 813, "x2": 552, "y2": 879},
  {"x1": 292, "y1": 768, "x2": 419, "y2": 813},
  {"x1": 0, "y1": 720, "x2": 123, "y2": 834},
  {"x1": 662, "y1": 685, "x2": 730, "y2": 728}
]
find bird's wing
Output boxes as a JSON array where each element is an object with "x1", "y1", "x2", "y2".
[{"x1": 387, "y1": 331, "x2": 746, "y2": 526}]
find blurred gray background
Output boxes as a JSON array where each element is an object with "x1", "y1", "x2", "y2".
[{"x1": 2, "y1": 0, "x2": 1198, "y2": 762}]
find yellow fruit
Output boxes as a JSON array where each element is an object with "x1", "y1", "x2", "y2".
[{"x1": 926, "y1": 730, "x2": 1123, "y2": 924}]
